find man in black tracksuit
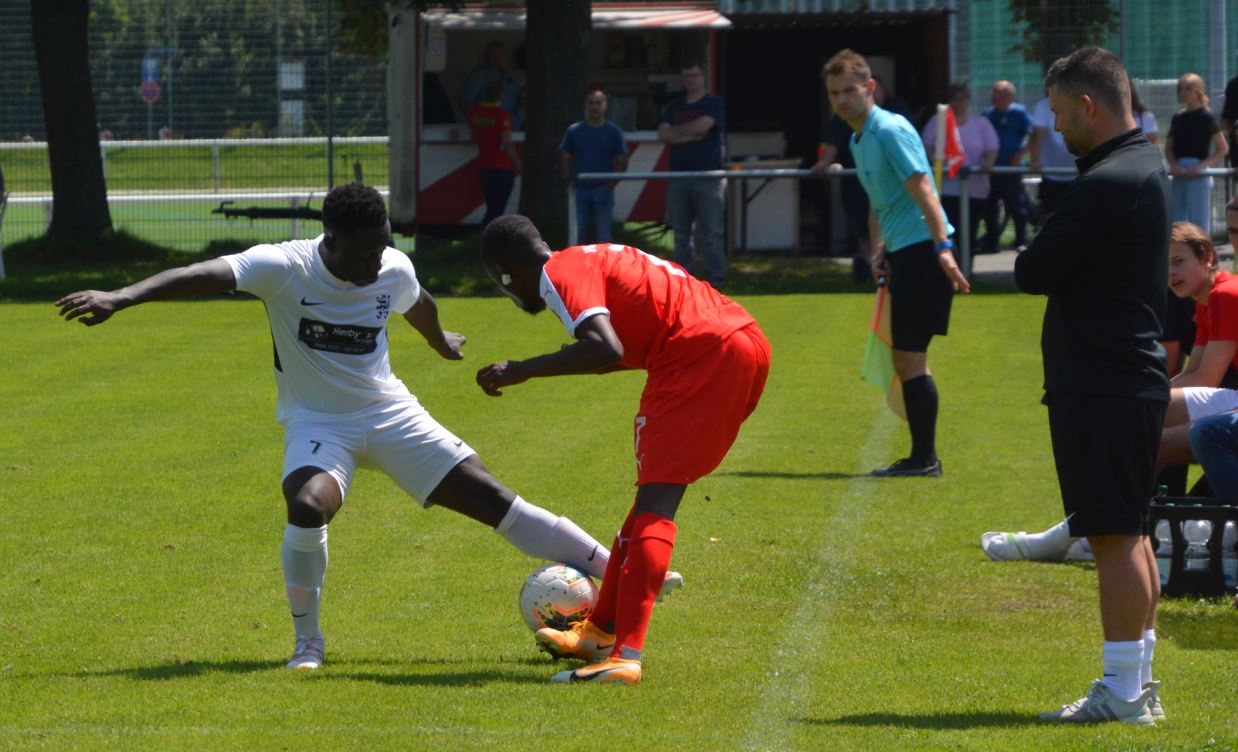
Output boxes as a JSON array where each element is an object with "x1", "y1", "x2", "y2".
[{"x1": 1015, "y1": 48, "x2": 1171, "y2": 725}]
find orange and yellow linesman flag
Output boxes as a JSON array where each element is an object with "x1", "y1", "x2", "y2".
[
  {"x1": 932, "y1": 103, "x2": 966, "y2": 190},
  {"x1": 861, "y1": 285, "x2": 907, "y2": 420}
]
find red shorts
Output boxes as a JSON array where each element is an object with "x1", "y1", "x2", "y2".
[{"x1": 634, "y1": 324, "x2": 770, "y2": 485}]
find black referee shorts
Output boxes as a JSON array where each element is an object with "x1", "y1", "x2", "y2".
[
  {"x1": 1046, "y1": 392, "x2": 1166, "y2": 537},
  {"x1": 887, "y1": 240, "x2": 955, "y2": 352}
]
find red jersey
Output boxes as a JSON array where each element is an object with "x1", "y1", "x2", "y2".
[
  {"x1": 467, "y1": 103, "x2": 513, "y2": 170},
  {"x1": 540, "y1": 244, "x2": 757, "y2": 370},
  {"x1": 1193, "y1": 270, "x2": 1238, "y2": 372}
]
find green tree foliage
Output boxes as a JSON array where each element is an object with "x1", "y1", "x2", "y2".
[
  {"x1": 81, "y1": 0, "x2": 388, "y2": 140},
  {"x1": 1006, "y1": 0, "x2": 1119, "y2": 71}
]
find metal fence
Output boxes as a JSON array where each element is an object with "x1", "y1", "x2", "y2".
[
  {"x1": 0, "y1": 1, "x2": 387, "y2": 143},
  {"x1": 0, "y1": 137, "x2": 394, "y2": 254},
  {"x1": 0, "y1": 0, "x2": 390, "y2": 255},
  {"x1": 573, "y1": 166, "x2": 1238, "y2": 271}
]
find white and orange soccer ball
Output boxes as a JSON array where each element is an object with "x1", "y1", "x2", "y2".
[{"x1": 518, "y1": 563, "x2": 598, "y2": 632}]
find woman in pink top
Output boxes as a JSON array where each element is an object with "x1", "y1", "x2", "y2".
[{"x1": 921, "y1": 82, "x2": 999, "y2": 274}]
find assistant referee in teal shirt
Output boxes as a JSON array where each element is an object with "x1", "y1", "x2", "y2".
[{"x1": 824, "y1": 49, "x2": 970, "y2": 478}]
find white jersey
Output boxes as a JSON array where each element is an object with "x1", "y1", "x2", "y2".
[{"x1": 222, "y1": 237, "x2": 420, "y2": 420}]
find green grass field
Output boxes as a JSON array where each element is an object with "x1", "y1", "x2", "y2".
[{"x1": 2, "y1": 291, "x2": 1236, "y2": 751}]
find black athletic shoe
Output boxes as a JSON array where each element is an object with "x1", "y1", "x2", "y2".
[{"x1": 871, "y1": 457, "x2": 942, "y2": 477}]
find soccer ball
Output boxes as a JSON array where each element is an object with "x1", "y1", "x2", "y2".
[{"x1": 518, "y1": 563, "x2": 598, "y2": 632}]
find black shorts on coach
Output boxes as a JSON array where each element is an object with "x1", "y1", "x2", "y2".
[{"x1": 1046, "y1": 391, "x2": 1166, "y2": 537}]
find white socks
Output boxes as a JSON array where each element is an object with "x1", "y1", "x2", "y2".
[
  {"x1": 495, "y1": 496, "x2": 610, "y2": 579},
  {"x1": 1025, "y1": 517, "x2": 1077, "y2": 560},
  {"x1": 280, "y1": 499, "x2": 608, "y2": 644},
  {"x1": 1141, "y1": 628, "x2": 1156, "y2": 687},
  {"x1": 1101, "y1": 639, "x2": 1145, "y2": 701},
  {"x1": 282, "y1": 523, "x2": 328, "y2": 640}
]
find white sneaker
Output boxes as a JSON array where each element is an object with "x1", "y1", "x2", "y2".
[
  {"x1": 1065, "y1": 539, "x2": 1094, "y2": 562},
  {"x1": 1145, "y1": 681, "x2": 1165, "y2": 721},
  {"x1": 287, "y1": 636, "x2": 324, "y2": 670},
  {"x1": 658, "y1": 571, "x2": 685, "y2": 602},
  {"x1": 981, "y1": 531, "x2": 1069, "y2": 562},
  {"x1": 1038, "y1": 680, "x2": 1156, "y2": 725}
]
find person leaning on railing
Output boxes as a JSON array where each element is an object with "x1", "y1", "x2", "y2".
[{"x1": 1165, "y1": 73, "x2": 1228, "y2": 234}]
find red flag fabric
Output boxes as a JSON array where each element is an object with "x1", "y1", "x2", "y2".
[{"x1": 943, "y1": 107, "x2": 965, "y2": 178}]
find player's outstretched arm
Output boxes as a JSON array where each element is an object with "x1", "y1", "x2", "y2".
[
  {"x1": 402, "y1": 288, "x2": 465, "y2": 360},
  {"x1": 55, "y1": 258, "x2": 237, "y2": 326},
  {"x1": 476, "y1": 313, "x2": 622, "y2": 396}
]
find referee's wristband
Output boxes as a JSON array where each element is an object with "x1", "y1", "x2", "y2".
[{"x1": 934, "y1": 239, "x2": 954, "y2": 253}]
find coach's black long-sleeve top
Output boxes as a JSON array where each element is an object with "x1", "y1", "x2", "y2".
[{"x1": 1015, "y1": 128, "x2": 1171, "y2": 400}]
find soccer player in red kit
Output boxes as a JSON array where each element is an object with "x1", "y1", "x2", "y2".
[{"x1": 477, "y1": 214, "x2": 770, "y2": 684}]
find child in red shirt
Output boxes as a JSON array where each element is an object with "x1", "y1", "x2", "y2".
[{"x1": 467, "y1": 82, "x2": 521, "y2": 227}]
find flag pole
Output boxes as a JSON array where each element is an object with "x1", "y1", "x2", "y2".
[{"x1": 933, "y1": 103, "x2": 947, "y2": 191}]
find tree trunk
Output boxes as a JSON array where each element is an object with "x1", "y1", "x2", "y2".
[
  {"x1": 31, "y1": 0, "x2": 113, "y2": 239},
  {"x1": 520, "y1": 0, "x2": 590, "y2": 246}
]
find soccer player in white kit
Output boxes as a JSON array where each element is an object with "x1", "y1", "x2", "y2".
[{"x1": 55, "y1": 183, "x2": 614, "y2": 669}]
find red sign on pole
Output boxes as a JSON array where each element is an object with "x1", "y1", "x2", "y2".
[{"x1": 139, "y1": 80, "x2": 161, "y2": 104}]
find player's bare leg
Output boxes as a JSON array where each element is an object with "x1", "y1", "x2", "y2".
[{"x1": 281, "y1": 466, "x2": 342, "y2": 669}]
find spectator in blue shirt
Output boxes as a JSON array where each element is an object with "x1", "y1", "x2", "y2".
[
  {"x1": 560, "y1": 90, "x2": 629, "y2": 244},
  {"x1": 658, "y1": 62, "x2": 727, "y2": 290},
  {"x1": 980, "y1": 80, "x2": 1033, "y2": 252}
]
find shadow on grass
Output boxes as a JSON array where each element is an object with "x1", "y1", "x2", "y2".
[
  {"x1": 73, "y1": 658, "x2": 280, "y2": 680},
  {"x1": 71, "y1": 655, "x2": 556, "y2": 686},
  {"x1": 321, "y1": 654, "x2": 581, "y2": 686},
  {"x1": 715, "y1": 470, "x2": 878, "y2": 480},
  {"x1": 799, "y1": 709, "x2": 1038, "y2": 729}
]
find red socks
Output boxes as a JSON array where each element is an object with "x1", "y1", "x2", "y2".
[
  {"x1": 611, "y1": 512, "x2": 677, "y2": 657},
  {"x1": 587, "y1": 507, "x2": 637, "y2": 633}
]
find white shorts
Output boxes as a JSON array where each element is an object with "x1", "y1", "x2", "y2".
[
  {"x1": 1180, "y1": 386, "x2": 1238, "y2": 423},
  {"x1": 281, "y1": 396, "x2": 475, "y2": 506}
]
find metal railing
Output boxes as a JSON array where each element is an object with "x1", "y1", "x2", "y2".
[
  {"x1": 573, "y1": 165, "x2": 1238, "y2": 274},
  {"x1": 0, "y1": 135, "x2": 385, "y2": 195}
]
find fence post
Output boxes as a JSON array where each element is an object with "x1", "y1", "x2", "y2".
[
  {"x1": 0, "y1": 195, "x2": 7, "y2": 280},
  {"x1": 212, "y1": 140, "x2": 222, "y2": 192},
  {"x1": 567, "y1": 179, "x2": 577, "y2": 246}
]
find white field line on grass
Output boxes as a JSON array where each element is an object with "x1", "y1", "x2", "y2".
[{"x1": 741, "y1": 411, "x2": 898, "y2": 752}]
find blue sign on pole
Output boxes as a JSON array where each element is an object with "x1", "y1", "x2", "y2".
[{"x1": 142, "y1": 56, "x2": 159, "y2": 83}]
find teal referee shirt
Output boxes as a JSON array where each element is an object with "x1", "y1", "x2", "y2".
[{"x1": 852, "y1": 105, "x2": 954, "y2": 253}]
